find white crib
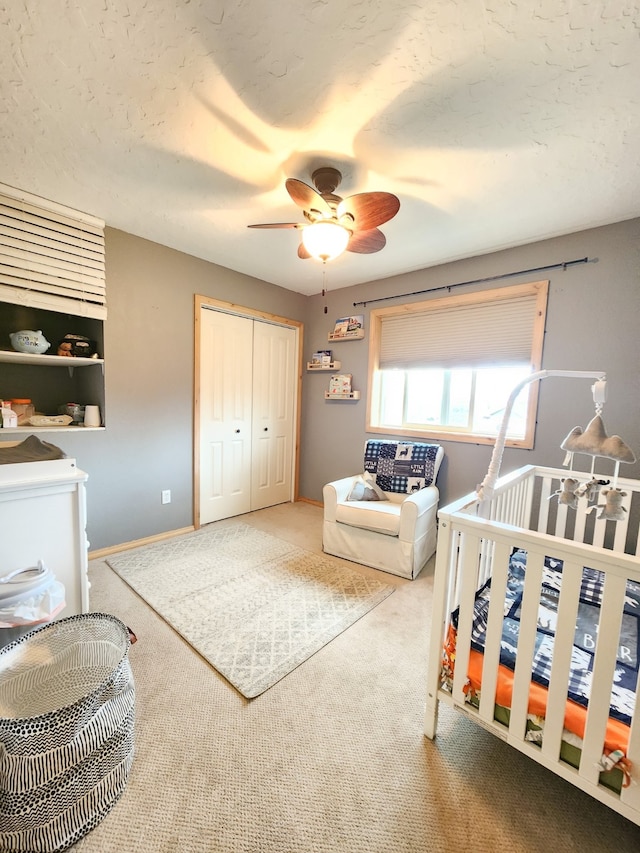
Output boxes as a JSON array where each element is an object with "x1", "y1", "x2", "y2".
[{"x1": 424, "y1": 463, "x2": 640, "y2": 826}]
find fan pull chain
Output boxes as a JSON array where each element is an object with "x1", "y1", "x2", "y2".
[{"x1": 322, "y1": 264, "x2": 328, "y2": 314}]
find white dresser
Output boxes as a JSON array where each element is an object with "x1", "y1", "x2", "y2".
[{"x1": 0, "y1": 457, "x2": 89, "y2": 617}]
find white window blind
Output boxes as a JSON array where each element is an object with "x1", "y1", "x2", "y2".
[
  {"x1": 0, "y1": 183, "x2": 106, "y2": 320},
  {"x1": 378, "y1": 285, "x2": 543, "y2": 370}
]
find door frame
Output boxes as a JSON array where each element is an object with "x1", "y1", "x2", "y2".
[{"x1": 193, "y1": 294, "x2": 304, "y2": 530}]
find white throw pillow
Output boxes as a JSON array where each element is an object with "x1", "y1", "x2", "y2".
[{"x1": 346, "y1": 474, "x2": 389, "y2": 502}]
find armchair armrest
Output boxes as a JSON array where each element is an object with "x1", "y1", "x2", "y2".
[
  {"x1": 399, "y1": 486, "x2": 439, "y2": 541},
  {"x1": 323, "y1": 475, "x2": 359, "y2": 522}
]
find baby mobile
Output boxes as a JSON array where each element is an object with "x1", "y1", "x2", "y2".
[{"x1": 550, "y1": 378, "x2": 636, "y2": 519}]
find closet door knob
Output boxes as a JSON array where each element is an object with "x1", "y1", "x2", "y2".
[
  {"x1": 264, "y1": 427, "x2": 268, "y2": 431},
  {"x1": 235, "y1": 429, "x2": 240, "y2": 433}
]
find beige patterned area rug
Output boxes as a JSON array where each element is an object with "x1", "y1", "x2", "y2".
[{"x1": 107, "y1": 522, "x2": 394, "y2": 698}]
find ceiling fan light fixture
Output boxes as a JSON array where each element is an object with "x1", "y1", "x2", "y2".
[{"x1": 301, "y1": 221, "x2": 350, "y2": 262}]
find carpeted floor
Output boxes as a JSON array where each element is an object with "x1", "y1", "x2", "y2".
[
  {"x1": 71, "y1": 502, "x2": 640, "y2": 852},
  {"x1": 106, "y1": 522, "x2": 393, "y2": 697}
]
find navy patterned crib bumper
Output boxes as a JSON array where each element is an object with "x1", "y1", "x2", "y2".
[{"x1": 0, "y1": 613, "x2": 135, "y2": 853}]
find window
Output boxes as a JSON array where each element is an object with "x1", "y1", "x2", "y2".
[{"x1": 367, "y1": 281, "x2": 549, "y2": 447}]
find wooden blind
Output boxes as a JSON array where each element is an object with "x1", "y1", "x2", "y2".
[
  {"x1": 0, "y1": 184, "x2": 106, "y2": 320},
  {"x1": 377, "y1": 283, "x2": 546, "y2": 370}
]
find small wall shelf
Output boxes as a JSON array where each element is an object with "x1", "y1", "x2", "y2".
[
  {"x1": 324, "y1": 391, "x2": 360, "y2": 400},
  {"x1": 307, "y1": 361, "x2": 341, "y2": 371},
  {"x1": 328, "y1": 330, "x2": 364, "y2": 342}
]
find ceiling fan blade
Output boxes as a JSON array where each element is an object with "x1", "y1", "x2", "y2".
[
  {"x1": 285, "y1": 178, "x2": 333, "y2": 216},
  {"x1": 347, "y1": 228, "x2": 386, "y2": 254},
  {"x1": 337, "y1": 192, "x2": 400, "y2": 231},
  {"x1": 247, "y1": 222, "x2": 301, "y2": 229},
  {"x1": 297, "y1": 242, "x2": 311, "y2": 259}
]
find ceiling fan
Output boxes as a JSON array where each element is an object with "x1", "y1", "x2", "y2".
[{"x1": 248, "y1": 166, "x2": 400, "y2": 262}]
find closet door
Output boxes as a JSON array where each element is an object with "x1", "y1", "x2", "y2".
[
  {"x1": 199, "y1": 310, "x2": 253, "y2": 524},
  {"x1": 251, "y1": 321, "x2": 296, "y2": 510}
]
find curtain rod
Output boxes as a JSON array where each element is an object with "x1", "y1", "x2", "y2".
[{"x1": 352, "y1": 256, "x2": 595, "y2": 308}]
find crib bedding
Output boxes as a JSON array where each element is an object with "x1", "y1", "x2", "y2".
[{"x1": 443, "y1": 548, "x2": 639, "y2": 754}]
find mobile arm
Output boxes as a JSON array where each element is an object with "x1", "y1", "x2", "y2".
[{"x1": 476, "y1": 369, "x2": 607, "y2": 502}]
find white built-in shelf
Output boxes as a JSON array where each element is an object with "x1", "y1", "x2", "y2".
[
  {"x1": 0, "y1": 425, "x2": 104, "y2": 436},
  {"x1": 0, "y1": 349, "x2": 104, "y2": 376},
  {"x1": 324, "y1": 391, "x2": 360, "y2": 400},
  {"x1": 0, "y1": 349, "x2": 103, "y2": 367},
  {"x1": 327, "y1": 330, "x2": 365, "y2": 342},
  {"x1": 307, "y1": 361, "x2": 341, "y2": 371}
]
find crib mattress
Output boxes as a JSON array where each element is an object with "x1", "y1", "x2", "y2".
[{"x1": 442, "y1": 548, "x2": 638, "y2": 756}]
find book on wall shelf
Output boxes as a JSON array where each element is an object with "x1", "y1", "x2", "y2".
[
  {"x1": 328, "y1": 315, "x2": 364, "y2": 341},
  {"x1": 328, "y1": 374, "x2": 352, "y2": 395},
  {"x1": 311, "y1": 350, "x2": 333, "y2": 365}
]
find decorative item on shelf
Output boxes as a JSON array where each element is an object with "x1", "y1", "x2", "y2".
[
  {"x1": 328, "y1": 315, "x2": 364, "y2": 341},
  {"x1": 83, "y1": 405, "x2": 101, "y2": 427},
  {"x1": 311, "y1": 350, "x2": 332, "y2": 366},
  {"x1": 58, "y1": 403, "x2": 85, "y2": 424},
  {"x1": 10, "y1": 399, "x2": 35, "y2": 425},
  {"x1": 328, "y1": 374, "x2": 352, "y2": 395},
  {"x1": 28, "y1": 415, "x2": 73, "y2": 427},
  {"x1": 1, "y1": 401, "x2": 18, "y2": 428},
  {"x1": 56, "y1": 334, "x2": 98, "y2": 358},
  {"x1": 9, "y1": 330, "x2": 51, "y2": 355}
]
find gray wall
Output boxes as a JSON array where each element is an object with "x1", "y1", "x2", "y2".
[
  {"x1": 5, "y1": 218, "x2": 638, "y2": 551},
  {"x1": 299, "y1": 218, "x2": 640, "y2": 506},
  {"x1": 30, "y1": 228, "x2": 307, "y2": 551}
]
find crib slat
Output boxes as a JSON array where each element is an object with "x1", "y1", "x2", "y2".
[
  {"x1": 512, "y1": 482, "x2": 523, "y2": 528},
  {"x1": 478, "y1": 540, "x2": 512, "y2": 726},
  {"x1": 541, "y1": 560, "x2": 583, "y2": 761},
  {"x1": 515, "y1": 479, "x2": 528, "y2": 529},
  {"x1": 537, "y1": 476, "x2": 552, "y2": 534},
  {"x1": 621, "y1": 672, "x2": 640, "y2": 811},
  {"x1": 592, "y1": 513, "x2": 607, "y2": 549},
  {"x1": 491, "y1": 493, "x2": 503, "y2": 523},
  {"x1": 579, "y1": 572, "x2": 627, "y2": 785},
  {"x1": 573, "y1": 496, "x2": 589, "y2": 545},
  {"x1": 451, "y1": 532, "x2": 481, "y2": 706},
  {"x1": 522, "y1": 474, "x2": 534, "y2": 531},
  {"x1": 478, "y1": 538, "x2": 494, "y2": 588},
  {"x1": 446, "y1": 531, "x2": 462, "y2": 626},
  {"x1": 513, "y1": 483, "x2": 523, "y2": 525},
  {"x1": 509, "y1": 550, "x2": 545, "y2": 739},
  {"x1": 554, "y1": 502, "x2": 568, "y2": 539},
  {"x1": 612, "y1": 489, "x2": 633, "y2": 553},
  {"x1": 505, "y1": 487, "x2": 515, "y2": 526}
]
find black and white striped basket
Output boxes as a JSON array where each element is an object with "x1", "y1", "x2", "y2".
[{"x1": 0, "y1": 613, "x2": 135, "y2": 853}]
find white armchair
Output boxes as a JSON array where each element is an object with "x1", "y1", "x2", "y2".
[{"x1": 323, "y1": 441, "x2": 444, "y2": 580}]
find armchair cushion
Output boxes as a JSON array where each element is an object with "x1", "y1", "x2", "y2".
[{"x1": 336, "y1": 500, "x2": 402, "y2": 535}]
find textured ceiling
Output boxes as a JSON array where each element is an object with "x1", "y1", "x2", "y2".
[{"x1": 2, "y1": 1, "x2": 639, "y2": 296}]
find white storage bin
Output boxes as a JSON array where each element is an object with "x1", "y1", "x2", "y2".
[{"x1": 0, "y1": 613, "x2": 135, "y2": 852}]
